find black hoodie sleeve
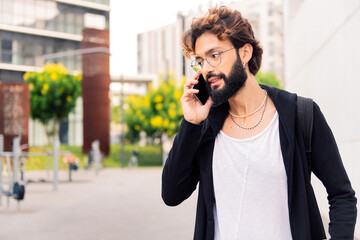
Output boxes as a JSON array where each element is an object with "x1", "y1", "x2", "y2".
[
  {"x1": 311, "y1": 102, "x2": 357, "y2": 240},
  {"x1": 161, "y1": 118, "x2": 203, "y2": 206}
]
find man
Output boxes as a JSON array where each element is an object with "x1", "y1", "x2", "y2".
[{"x1": 162, "y1": 6, "x2": 357, "y2": 240}]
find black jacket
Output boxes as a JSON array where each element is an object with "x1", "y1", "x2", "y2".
[{"x1": 162, "y1": 85, "x2": 357, "y2": 240}]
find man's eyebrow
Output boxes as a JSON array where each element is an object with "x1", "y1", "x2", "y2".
[
  {"x1": 195, "y1": 47, "x2": 221, "y2": 59},
  {"x1": 205, "y1": 47, "x2": 221, "y2": 56},
  {"x1": 195, "y1": 56, "x2": 203, "y2": 61}
]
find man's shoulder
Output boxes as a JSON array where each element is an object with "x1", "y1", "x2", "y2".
[{"x1": 260, "y1": 84, "x2": 298, "y2": 107}]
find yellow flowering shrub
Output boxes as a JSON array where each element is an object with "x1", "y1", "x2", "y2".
[
  {"x1": 24, "y1": 63, "x2": 81, "y2": 127},
  {"x1": 122, "y1": 74, "x2": 184, "y2": 143}
]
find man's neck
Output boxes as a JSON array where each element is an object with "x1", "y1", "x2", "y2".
[{"x1": 228, "y1": 74, "x2": 265, "y2": 116}]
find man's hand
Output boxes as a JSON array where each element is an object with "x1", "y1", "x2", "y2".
[{"x1": 181, "y1": 73, "x2": 213, "y2": 125}]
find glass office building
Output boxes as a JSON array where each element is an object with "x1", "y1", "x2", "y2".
[
  {"x1": 0, "y1": 0, "x2": 110, "y2": 82},
  {"x1": 0, "y1": 0, "x2": 110, "y2": 145}
]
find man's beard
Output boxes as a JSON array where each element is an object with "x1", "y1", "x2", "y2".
[{"x1": 205, "y1": 53, "x2": 247, "y2": 105}]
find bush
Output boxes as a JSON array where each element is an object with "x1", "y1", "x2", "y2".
[
  {"x1": 25, "y1": 145, "x2": 87, "y2": 170},
  {"x1": 255, "y1": 71, "x2": 283, "y2": 89},
  {"x1": 123, "y1": 76, "x2": 183, "y2": 143},
  {"x1": 105, "y1": 144, "x2": 162, "y2": 167},
  {"x1": 25, "y1": 144, "x2": 162, "y2": 170}
]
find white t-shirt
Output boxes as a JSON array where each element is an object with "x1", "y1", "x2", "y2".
[{"x1": 213, "y1": 112, "x2": 292, "y2": 240}]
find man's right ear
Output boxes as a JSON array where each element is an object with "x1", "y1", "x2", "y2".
[{"x1": 238, "y1": 44, "x2": 253, "y2": 66}]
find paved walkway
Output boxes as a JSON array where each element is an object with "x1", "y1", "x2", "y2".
[
  {"x1": 1, "y1": 167, "x2": 357, "y2": 240},
  {"x1": 0, "y1": 168, "x2": 197, "y2": 240}
]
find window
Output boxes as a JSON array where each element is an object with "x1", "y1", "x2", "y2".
[
  {"x1": 2, "y1": 39, "x2": 12, "y2": 50},
  {"x1": 66, "y1": 11, "x2": 75, "y2": 34},
  {"x1": 1, "y1": 39, "x2": 12, "y2": 63},
  {"x1": 57, "y1": 12, "x2": 66, "y2": 32},
  {"x1": 0, "y1": 70, "x2": 25, "y2": 82},
  {"x1": 75, "y1": 12, "x2": 83, "y2": 35},
  {"x1": 22, "y1": 40, "x2": 34, "y2": 65},
  {"x1": 12, "y1": 38, "x2": 21, "y2": 64}
]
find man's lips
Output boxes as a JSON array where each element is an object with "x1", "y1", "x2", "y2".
[{"x1": 208, "y1": 77, "x2": 222, "y2": 87}]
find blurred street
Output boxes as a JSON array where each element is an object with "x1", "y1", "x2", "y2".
[{"x1": 0, "y1": 168, "x2": 197, "y2": 240}]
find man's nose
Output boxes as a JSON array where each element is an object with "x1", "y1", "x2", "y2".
[{"x1": 202, "y1": 60, "x2": 214, "y2": 78}]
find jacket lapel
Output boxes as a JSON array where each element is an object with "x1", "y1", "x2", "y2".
[{"x1": 200, "y1": 102, "x2": 229, "y2": 143}]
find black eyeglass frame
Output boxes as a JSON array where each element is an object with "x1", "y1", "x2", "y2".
[{"x1": 191, "y1": 47, "x2": 235, "y2": 72}]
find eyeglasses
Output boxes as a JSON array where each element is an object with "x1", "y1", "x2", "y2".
[{"x1": 191, "y1": 47, "x2": 235, "y2": 72}]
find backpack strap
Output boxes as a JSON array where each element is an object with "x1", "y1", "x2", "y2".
[{"x1": 297, "y1": 96, "x2": 314, "y2": 171}]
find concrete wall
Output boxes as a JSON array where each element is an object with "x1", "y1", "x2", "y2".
[{"x1": 284, "y1": 0, "x2": 360, "y2": 237}]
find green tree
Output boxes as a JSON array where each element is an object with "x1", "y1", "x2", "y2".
[
  {"x1": 124, "y1": 95, "x2": 148, "y2": 143},
  {"x1": 123, "y1": 76, "x2": 183, "y2": 143},
  {"x1": 255, "y1": 71, "x2": 283, "y2": 89},
  {"x1": 24, "y1": 63, "x2": 81, "y2": 142}
]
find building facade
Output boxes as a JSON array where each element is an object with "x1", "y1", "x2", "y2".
[
  {"x1": 0, "y1": 0, "x2": 110, "y2": 146},
  {"x1": 284, "y1": 0, "x2": 360, "y2": 237},
  {"x1": 137, "y1": 13, "x2": 185, "y2": 82},
  {"x1": 230, "y1": 0, "x2": 284, "y2": 80},
  {"x1": 137, "y1": 0, "x2": 284, "y2": 84}
]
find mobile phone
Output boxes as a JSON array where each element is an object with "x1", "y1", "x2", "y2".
[{"x1": 192, "y1": 74, "x2": 209, "y2": 105}]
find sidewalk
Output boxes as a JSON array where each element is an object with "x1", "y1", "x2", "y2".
[
  {"x1": 2, "y1": 167, "x2": 354, "y2": 240},
  {"x1": 0, "y1": 168, "x2": 197, "y2": 240}
]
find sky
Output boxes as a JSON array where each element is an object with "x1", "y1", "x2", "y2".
[{"x1": 109, "y1": 0, "x2": 236, "y2": 77}]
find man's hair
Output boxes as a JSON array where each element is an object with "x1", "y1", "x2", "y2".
[{"x1": 182, "y1": 6, "x2": 263, "y2": 75}]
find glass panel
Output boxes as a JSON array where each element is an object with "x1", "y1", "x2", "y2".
[
  {"x1": 46, "y1": 20, "x2": 55, "y2": 31},
  {"x1": 57, "y1": 12, "x2": 65, "y2": 32},
  {"x1": 60, "y1": 56, "x2": 67, "y2": 68},
  {"x1": 66, "y1": 11, "x2": 75, "y2": 34},
  {"x1": 2, "y1": 53, "x2": 12, "y2": 63},
  {"x1": 34, "y1": 40, "x2": 43, "y2": 56},
  {"x1": 22, "y1": 37, "x2": 34, "y2": 65},
  {"x1": 12, "y1": 39, "x2": 19, "y2": 64},
  {"x1": 67, "y1": 56, "x2": 75, "y2": 70},
  {"x1": 55, "y1": 40, "x2": 62, "y2": 52},
  {"x1": 1, "y1": 39, "x2": 12, "y2": 50},
  {"x1": 43, "y1": 1, "x2": 59, "y2": 31},
  {"x1": 0, "y1": 70, "x2": 25, "y2": 82},
  {"x1": 75, "y1": 13, "x2": 83, "y2": 35},
  {"x1": 13, "y1": 52, "x2": 21, "y2": 65},
  {"x1": 75, "y1": 55, "x2": 81, "y2": 70}
]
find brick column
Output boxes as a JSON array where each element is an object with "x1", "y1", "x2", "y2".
[
  {"x1": 82, "y1": 28, "x2": 110, "y2": 155},
  {"x1": 0, "y1": 83, "x2": 29, "y2": 151}
]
